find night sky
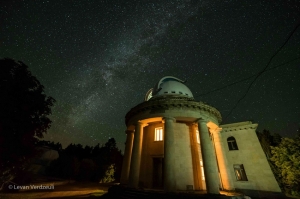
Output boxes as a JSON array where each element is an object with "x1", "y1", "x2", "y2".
[{"x1": 1, "y1": 0, "x2": 300, "y2": 151}]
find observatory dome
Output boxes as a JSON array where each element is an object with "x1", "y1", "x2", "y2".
[{"x1": 144, "y1": 76, "x2": 193, "y2": 101}]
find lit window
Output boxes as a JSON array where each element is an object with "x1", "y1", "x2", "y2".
[
  {"x1": 233, "y1": 164, "x2": 248, "y2": 181},
  {"x1": 227, "y1": 136, "x2": 238, "y2": 150},
  {"x1": 155, "y1": 127, "x2": 163, "y2": 141},
  {"x1": 196, "y1": 130, "x2": 200, "y2": 143}
]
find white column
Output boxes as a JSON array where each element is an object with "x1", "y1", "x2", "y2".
[
  {"x1": 212, "y1": 127, "x2": 234, "y2": 190},
  {"x1": 189, "y1": 123, "x2": 202, "y2": 190},
  {"x1": 120, "y1": 129, "x2": 134, "y2": 185},
  {"x1": 197, "y1": 119, "x2": 220, "y2": 194},
  {"x1": 163, "y1": 117, "x2": 176, "y2": 192},
  {"x1": 128, "y1": 121, "x2": 147, "y2": 188}
]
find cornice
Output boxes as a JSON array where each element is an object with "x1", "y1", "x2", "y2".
[
  {"x1": 125, "y1": 96, "x2": 222, "y2": 125},
  {"x1": 221, "y1": 123, "x2": 258, "y2": 132}
]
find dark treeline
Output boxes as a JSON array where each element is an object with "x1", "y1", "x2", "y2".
[
  {"x1": 1, "y1": 58, "x2": 56, "y2": 190},
  {"x1": 0, "y1": 58, "x2": 123, "y2": 190},
  {"x1": 36, "y1": 140, "x2": 63, "y2": 151},
  {"x1": 39, "y1": 138, "x2": 123, "y2": 183},
  {"x1": 256, "y1": 129, "x2": 282, "y2": 157}
]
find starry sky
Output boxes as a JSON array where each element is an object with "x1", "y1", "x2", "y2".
[{"x1": 1, "y1": 0, "x2": 300, "y2": 151}]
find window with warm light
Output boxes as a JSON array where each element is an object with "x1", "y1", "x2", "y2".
[
  {"x1": 234, "y1": 164, "x2": 248, "y2": 181},
  {"x1": 154, "y1": 127, "x2": 163, "y2": 141}
]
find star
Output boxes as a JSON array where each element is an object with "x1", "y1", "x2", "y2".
[{"x1": 1, "y1": 0, "x2": 299, "y2": 150}]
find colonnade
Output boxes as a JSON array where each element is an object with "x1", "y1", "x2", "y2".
[{"x1": 120, "y1": 118, "x2": 228, "y2": 194}]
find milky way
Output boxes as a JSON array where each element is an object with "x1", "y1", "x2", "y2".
[{"x1": 1, "y1": 0, "x2": 300, "y2": 151}]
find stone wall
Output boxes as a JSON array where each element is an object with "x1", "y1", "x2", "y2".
[
  {"x1": 139, "y1": 122, "x2": 164, "y2": 188},
  {"x1": 221, "y1": 122, "x2": 281, "y2": 194}
]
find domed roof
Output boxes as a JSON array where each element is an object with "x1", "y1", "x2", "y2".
[{"x1": 144, "y1": 76, "x2": 193, "y2": 101}]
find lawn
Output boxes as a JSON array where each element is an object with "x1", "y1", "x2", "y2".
[{"x1": 0, "y1": 181, "x2": 110, "y2": 199}]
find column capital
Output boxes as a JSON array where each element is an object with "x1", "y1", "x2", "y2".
[
  {"x1": 191, "y1": 122, "x2": 198, "y2": 127},
  {"x1": 136, "y1": 120, "x2": 148, "y2": 127},
  {"x1": 210, "y1": 127, "x2": 222, "y2": 134},
  {"x1": 125, "y1": 129, "x2": 134, "y2": 134},
  {"x1": 163, "y1": 117, "x2": 176, "y2": 123},
  {"x1": 185, "y1": 122, "x2": 197, "y2": 128},
  {"x1": 196, "y1": 118, "x2": 208, "y2": 124}
]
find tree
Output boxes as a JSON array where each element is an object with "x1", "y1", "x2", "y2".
[
  {"x1": 272, "y1": 133, "x2": 282, "y2": 146},
  {"x1": 45, "y1": 152, "x2": 80, "y2": 180},
  {"x1": 36, "y1": 140, "x2": 62, "y2": 152},
  {"x1": 99, "y1": 164, "x2": 115, "y2": 183},
  {"x1": 44, "y1": 138, "x2": 123, "y2": 183},
  {"x1": 105, "y1": 138, "x2": 117, "y2": 151},
  {"x1": 83, "y1": 145, "x2": 93, "y2": 159},
  {"x1": 256, "y1": 129, "x2": 282, "y2": 158},
  {"x1": 0, "y1": 58, "x2": 55, "y2": 189},
  {"x1": 102, "y1": 138, "x2": 123, "y2": 181},
  {"x1": 77, "y1": 159, "x2": 96, "y2": 181},
  {"x1": 270, "y1": 137, "x2": 300, "y2": 196}
]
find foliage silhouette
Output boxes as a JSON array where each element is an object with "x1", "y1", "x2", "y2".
[
  {"x1": 257, "y1": 129, "x2": 300, "y2": 196},
  {"x1": 36, "y1": 140, "x2": 62, "y2": 152},
  {"x1": 0, "y1": 58, "x2": 55, "y2": 189},
  {"x1": 271, "y1": 137, "x2": 300, "y2": 196},
  {"x1": 45, "y1": 138, "x2": 123, "y2": 182}
]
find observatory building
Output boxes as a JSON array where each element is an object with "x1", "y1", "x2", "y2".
[{"x1": 120, "y1": 76, "x2": 281, "y2": 197}]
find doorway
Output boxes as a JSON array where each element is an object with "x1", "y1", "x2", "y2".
[{"x1": 152, "y1": 157, "x2": 164, "y2": 189}]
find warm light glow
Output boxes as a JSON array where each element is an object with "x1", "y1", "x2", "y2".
[
  {"x1": 235, "y1": 170, "x2": 241, "y2": 180},
  {"x1": 211, "y1": 128, "x2": 233, "y2": 190},
  {"x1": 234, "y1": 164, "x2": 248, "y2": 181},
  {"x1": 200, "y1": 160, "x2": 205, "y2": 180},
  {"x1": 155, "y1": 127, "x2": 163, "y2": 141},
  {"x1": 196, "y1": 130, "x2": 200, "y2": 143}
]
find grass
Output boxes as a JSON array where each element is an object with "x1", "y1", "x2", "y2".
[{"x1": 0, "y1": 181, "x2": 109, "y2": 199}]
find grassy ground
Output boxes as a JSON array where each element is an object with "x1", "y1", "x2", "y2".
[
  {"x1": 0, "y1": 181, "x2": 110, "y2": 199},
  {"x1": 1, "y1": 181, "x2": 298, "y2": 199}
]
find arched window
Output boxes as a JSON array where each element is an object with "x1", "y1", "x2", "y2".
[{"x1": 227, "y1": 136, "x2": 238, "y2": 150}]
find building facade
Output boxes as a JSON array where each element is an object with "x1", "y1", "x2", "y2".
[{"x1": 120, "y1": 76, "x2": 281, "y2": 197}]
